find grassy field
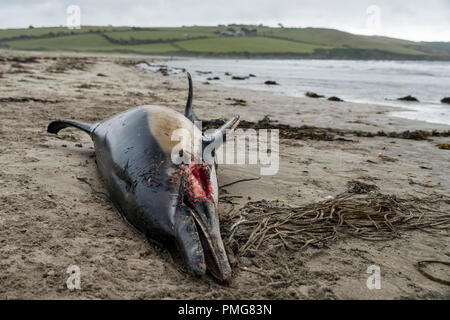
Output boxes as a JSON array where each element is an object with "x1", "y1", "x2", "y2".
[
  {"x1": 1, "y1": 33, "x2": 177, "y2": 53},
  {"x1": 104, "y1": 29, "x2": 219, "y2": 42},
  {"x1": 0, "y1": 25, "x2": 449, "y2": 59},
  {"x1": 2, "y1": 34, "x2": 114, "y2": 51},
  {"x1": 0, "y1": 26, "x2": 132, "y2": 41},
  {"x1": 260, "y1": 28, "x2": 426, "y2": 56},
  {"x1": 176, "y1": 37, "x2": 328, "y2": 53}
]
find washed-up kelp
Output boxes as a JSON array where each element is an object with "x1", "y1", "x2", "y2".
[
  {"x1": 223, "y1": 192, "x2": 450, "y2": 255},
  {"x1": 203, "y1": 116, "x2": 450, "y2": 141}
]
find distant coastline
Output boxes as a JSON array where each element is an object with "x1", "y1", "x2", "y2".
[{"x1": 1, "y1": 25, "x2": 449, "y2": 61}]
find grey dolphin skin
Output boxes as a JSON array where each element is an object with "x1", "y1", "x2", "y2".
[{"x1": 47, "y1": 73, "x2": 240, "y2": 282}]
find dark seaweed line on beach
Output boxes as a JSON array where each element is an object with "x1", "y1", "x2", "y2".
[{"x1": 203, "y1": 116, "x2": 450, "y2": 141}]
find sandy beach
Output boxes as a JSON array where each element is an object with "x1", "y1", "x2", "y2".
[{"x1": 0, "y1": 50, "x2": 449, "y2": 299}]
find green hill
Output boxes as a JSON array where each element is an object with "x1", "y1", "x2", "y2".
[{"x1": 0, "y1": 25, "x2": 449, "y2": 60}]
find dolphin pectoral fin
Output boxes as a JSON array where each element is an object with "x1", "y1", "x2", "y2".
[
  {"x1": 47, "y1": 120, "x2": 93, "y2": 135},
  {"x1": 203, "y1": 115, "x2": 240, "y2": 148},
  {"x1": 174, "y1": 206, "x2": 206, "y2": 276}
]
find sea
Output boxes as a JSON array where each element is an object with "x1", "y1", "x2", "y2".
[{"x1": 145, "y1": 59, "x2": 450, "y2": 125}]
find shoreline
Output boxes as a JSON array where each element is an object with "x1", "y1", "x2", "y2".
[
  {"x1": 3, "y1": 48, "x2": 450, "y2": 62},
  {"x1": 0, "y1": 50, "x2": 449, "y2": 299},
  {"x1": 152, "y1": 58, "x2": 450, "y2": 126},
  {"x1": 186, "y1": 74, "x2": 450, "y2": 132}
]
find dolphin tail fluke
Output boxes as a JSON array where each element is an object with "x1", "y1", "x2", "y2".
[
  {"x1": 184, "y1": 72, "x2": 201, "y2": 127},
  {"x1": 47, "y1": 120, "x2": 92, "y2": 135}
]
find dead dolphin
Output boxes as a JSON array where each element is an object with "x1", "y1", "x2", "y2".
[{"x1": 47, "y1": 73, "x2": 240, "y2": 282}]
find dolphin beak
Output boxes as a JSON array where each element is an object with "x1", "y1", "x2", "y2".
[
  {"x1": 175, "y1": 200, "x2": 232, "y2": 282},
  {"x1": 189, "y1": 201, "x2": 232, "y2": 282}
]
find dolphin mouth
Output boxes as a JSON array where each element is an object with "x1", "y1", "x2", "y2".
[
  {"x1": 176, "y1": 162, "x2": 231, "y2": 282},
  {"x1": 184, "y1": 200, "x2": 232, "y2": 282}
]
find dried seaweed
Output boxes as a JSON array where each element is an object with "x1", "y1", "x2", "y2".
[
  {"x1": 203, "y1": 116, "x2": 450, "y2": 141},
  {"x1": 0, "y1": 56, "x2": 39, "y2": 63},
  {"x1": 46, "y1": 57, "x2": 93, "y2": 73},
  {"x1": 223, "y1": 192, "x2": 450, "y2": 256},
  {"x1": 436, "y1": 143, "x2": 450, "y2": 150},
  {"x1": 225, "y1": 98, "x2": 247, "y2": 106},
  {"x1": 0, "y1": 97, "x2": 60, "y2": 104},
  {"x1": 346, "y1": 180, "x2": 379, "y2": 194},
  {"x1": 416, "y1": 260, "x2": 450, "y2": 285}
]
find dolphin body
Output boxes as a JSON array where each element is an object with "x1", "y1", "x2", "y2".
[{"x1": 47, "y1": 73, "x2": 239, "y2": 282}]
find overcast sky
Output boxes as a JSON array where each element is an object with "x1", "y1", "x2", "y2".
[{"x1": 0, "y1": 0, "x2": 449, "y2": 42}]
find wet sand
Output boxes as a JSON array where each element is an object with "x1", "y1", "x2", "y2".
[{"x1": 0, "y1": 50, "x2": 449, "y2": 299}]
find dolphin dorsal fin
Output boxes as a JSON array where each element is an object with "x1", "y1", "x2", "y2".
[{"x1": 184, "y1": 72, "x2": 201, "y2": 128}]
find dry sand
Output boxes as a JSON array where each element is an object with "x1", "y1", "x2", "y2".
[{"x1": 0, "y1": 50, "x2": 449, "y2": 299}]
